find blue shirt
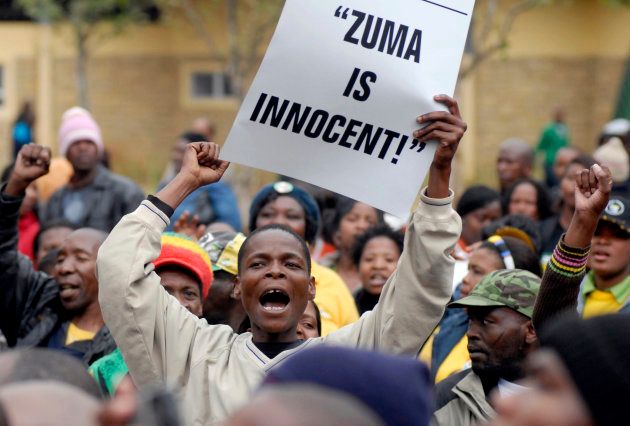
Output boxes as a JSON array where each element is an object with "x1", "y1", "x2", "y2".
[{"x1": 160, "y1": 182, "x2": 242, "y2": 232}]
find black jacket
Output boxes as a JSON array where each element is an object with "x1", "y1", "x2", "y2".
[
  {"x1": 0, "y1": 187, "x2": 116, "y2": 366},
  {"x1": 41, "y1": 165, "x2": 145, "y2": 232}
]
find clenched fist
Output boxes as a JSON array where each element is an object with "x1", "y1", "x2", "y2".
[
  {"x1": 156, "y1": 142, "x2": 231, "y2": 211},
  {"x1": 5, "y1": 144, "x2": 51, "y2": 197}
]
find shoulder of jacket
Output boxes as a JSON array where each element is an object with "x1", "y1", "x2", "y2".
[
  {"x1": 434, "y1": 369, "x2": 472, "y2": 411},
  {"x1": 47, "y1": 186, "x2": 67, "y2": 203},
  {"x1": 190, "y1": 323, "x2": 241, "y2": 365}
]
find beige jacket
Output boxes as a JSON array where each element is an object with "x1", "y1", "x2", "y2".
[
  {"x1": 97, "y1": 190, "x2": 461, "y2": 425},
  {"x1": 431, "y1": 370, "x2": 496, "y2": 426}
]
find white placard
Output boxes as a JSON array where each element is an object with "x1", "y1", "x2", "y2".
[{"x1": 222, "y1": 0, "x2": 475, "y2": 217}]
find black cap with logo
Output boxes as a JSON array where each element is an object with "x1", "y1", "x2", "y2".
[{"x1": 600, "y1": 196, "x2": 630, "y2": 236}]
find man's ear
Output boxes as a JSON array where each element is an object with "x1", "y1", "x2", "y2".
[
  {"x1": 525, "y1": 320, "x2": 537, "y2": 346},
  {"x1": 308, "y1": 276, "x2": 316, "y2": 301},
  {"x1": 233, "y1": 277, "x2": 242, "y2": 300}
]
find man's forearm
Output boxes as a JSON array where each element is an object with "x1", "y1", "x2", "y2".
[
  {"x1": 0, "y1": 186, "x2": 29, "y2": 345},
  {"x1": 0, "y1": 185, "x2": 23, "y2": 255},
  {"x1": 155, "y1": 174, "x2": 198, "y2": 211},
  {"x1": 426, "y1": 165, "x2": 451, "y2": 199},
  {"x1": 533, "y1": 237, "x2": 589, "y2": 331},
  {"x1": 563, "y1": 212, "x2": 599, "y2": 248},
  {"x1": 4, "y1": 178, "x2": 29, "y2": 198}
]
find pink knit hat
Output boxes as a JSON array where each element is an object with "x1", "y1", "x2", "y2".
[{"x1": 58, "y1": 107, "x2": 104, "y2": 157}]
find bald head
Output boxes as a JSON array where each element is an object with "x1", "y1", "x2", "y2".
[
  {"x1": 72, "y1": 228, "x2": 108, "y2": 246},
  {"x1": 497, "y1": 138, "x2": 534, "y2": 191},
  {"x1": 553, "y1": 147, "x2": 580, "y2": 181},
  {"x1": 500, "y1": 138, "x2": 534, "y2": 164},
  {"x1": 192, "y1": 117, "x2": 215, "y2": 141},
  {"x1": 226, "y1": 385, "x2": 384, "y2": 426},
  {"x1": 0, "y1": 381, "x2": 100, "y2": 426},
  {"x1": 0, "y1": 349, "x2": 101, "y2": 399}
]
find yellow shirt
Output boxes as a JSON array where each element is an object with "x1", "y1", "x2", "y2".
[
  {"x1": 65, "y1": 323, "x2": 97, "y2": 345},
  {"x1": 582, "y1": 273, "x2": 630, "y2": 318},
  {"x1": 435, "y1": 336, "x2": 470, "y2": 383},
  {"x1": 420, "y1": 330, "x2": 470, "y2": 383},
  {"x1": 419, "y1": 330, "x2": 434, "y2": 364},
  {"x1": 311, "y1": 261, "x2": 360, "y2": 336},
  {"x1": 583, "y1": 290, "x2": 623, "y2": 318}
]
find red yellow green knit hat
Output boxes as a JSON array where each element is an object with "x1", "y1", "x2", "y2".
[{"x1": 153, "y1": 232, "x2": 213, "y2": 300}]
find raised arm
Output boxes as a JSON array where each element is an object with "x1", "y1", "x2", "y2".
[
  {"x1": 533, "y1": 164, "x2": 612, "y2": 330},
  {"x1": 0, "y1": 144, "x2": 58, "y2": 345},
  {"x1": 97, "y1": 143, "x2": 232, "y2": 387},
  {"x1": 324, "y1": 95, "x2": 465, "y2": 355}
]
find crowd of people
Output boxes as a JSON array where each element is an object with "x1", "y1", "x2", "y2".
[{"x1": 0, "y1": 98, "x2": 629, "y2": 426}]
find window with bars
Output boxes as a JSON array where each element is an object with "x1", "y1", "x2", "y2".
[{"x1": 190, "y1": 72, "x2": 234, "y2": 99}]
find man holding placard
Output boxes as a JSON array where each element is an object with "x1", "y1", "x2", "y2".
[
  {"x1": 98, "y1": 95, "x2": 466, "y2": 423},
  {"x1": 98, "y1": 0, "x2": 474, "y2": 422}
]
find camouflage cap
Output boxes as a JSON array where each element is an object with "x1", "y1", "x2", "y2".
[{"x1": 449, "y1": 269, "x2": 541, "y2": 318}]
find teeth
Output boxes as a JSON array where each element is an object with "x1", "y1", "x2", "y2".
[
  {"x1": 264, "y1": 289, "x2": 285, "y2": 295},
  {"x1": 262, "y1": 305, "x2": 286, "y2": 311}
]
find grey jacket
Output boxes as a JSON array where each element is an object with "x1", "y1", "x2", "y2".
[
  {"x1": 98, "y1": 189, "x2": 461, "y2": 424},
  {"x1": 431, "y1": 370, "x2": 496, "y2": 426},
  {"x1": 41, "y1": 165, "x2": 144, "y2": 232}
]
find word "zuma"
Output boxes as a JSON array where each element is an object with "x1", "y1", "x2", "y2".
[{"x1": 336, "y1": 8, "x2": 423, "y2": 64}]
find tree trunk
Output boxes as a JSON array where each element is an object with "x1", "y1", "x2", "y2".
[
  {"x1": 76, "y1": 30, "x2": 90, "y2": 109},
  {"x1": 226, "y1": 0, "x2": 243, "y2": 100}
]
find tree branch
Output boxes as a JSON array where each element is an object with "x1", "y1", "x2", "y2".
[
  {"x1": 460, "y1": 0, "x2": 541, "y2": 79},
  {"x1": 180, "y1": 0, "x2": 216, "y2": 53}
]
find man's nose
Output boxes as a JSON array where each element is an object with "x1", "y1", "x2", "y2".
[
  {"x1": 55, "y1": 257, "x2": 74, "y2": 275},
  {"x1": 265, "y1": 261, "x2": 286, "y2": 278},
  {"x1": 467, "y1": 321, "x2": 481, "y2": 341}
]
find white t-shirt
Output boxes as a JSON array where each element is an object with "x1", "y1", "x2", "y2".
[{"x1": 498, "y1": 378, "x2": 529, "y2": 398}]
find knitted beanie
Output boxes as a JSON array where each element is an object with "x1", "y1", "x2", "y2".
[
  {"x1": 456, "y1": 185, "x2": 500, "y2": 217},
  {"x1": 593, "y1": 137, "x2": 629, "y2": 183},
  {"x1": 264, "y1": 346, "x2": 432, "y2": 426},
  {"x1": 154, "y1": 232, "x2": 213, "y2": 300},
  {"x1": 540, "y1": 314, "x2": 630, "y2": 426},
  {"x1": 249, "y1": 181, "x2": 321, "y2": 244},
  {"x1": 58, "y1": 107, "x2": 104, "y2": 157}
]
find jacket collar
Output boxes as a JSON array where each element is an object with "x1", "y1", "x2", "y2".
[
  {"x1": 582, "y1": 271, "x2": 630, "y2": 305},
  {"x1": 452, "y1": 371, "x2": 496, "y2": 421},
  {"x1": 243, "y1": 335, "x2": 316, "y2": 369},
  {"x1": 90, "y1": 165, "x2": 111, "y2": 189},
  {"x1": 64, "y1": 165, "x2": 110, "y2": 192}
]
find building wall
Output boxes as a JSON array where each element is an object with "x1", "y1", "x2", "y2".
[
  {"x1": 470, "y1": 56, "x2": 625, "y2": 186},
  {"x1": 459, "y1": 0, "x2": 630, "y2": 189},
  {"x1": 1, "y1": 1, "x2": 629, "y2": 197}
]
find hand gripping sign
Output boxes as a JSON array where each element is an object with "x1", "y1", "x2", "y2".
[{"x1": 222, "y1": 0, "x2": 475, "y2": 217}]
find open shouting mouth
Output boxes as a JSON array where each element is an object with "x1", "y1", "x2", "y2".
[{"x1": 259, "y1": 289, "x2": 291, "y2": 312}]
